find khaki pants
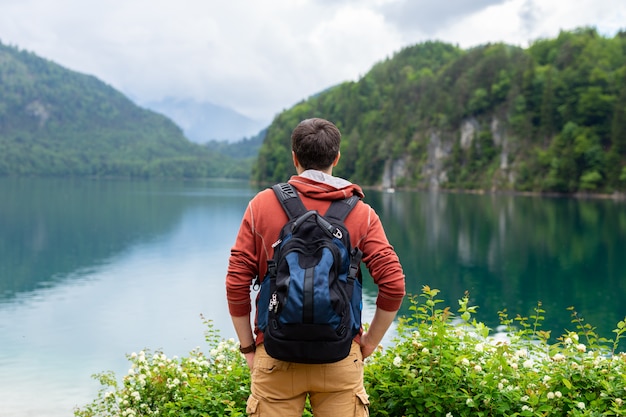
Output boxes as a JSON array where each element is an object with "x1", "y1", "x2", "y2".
[{"x1": 246, "y1": 342, "x2": 370, "y2": 416}]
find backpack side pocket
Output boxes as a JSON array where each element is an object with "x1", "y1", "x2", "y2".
[
  {"x1": 350, "y1": 277, "x2": 363, "y2": 335},
  {"x1": 256, "y1": 275, "x2": 271, "y2": 332}
]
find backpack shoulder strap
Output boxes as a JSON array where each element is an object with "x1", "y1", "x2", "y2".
[
  {"x1": 325, "y1": 194, "x2": 360, "y2": 222},
  {"x1": 272, "y1": 183, "x2": 307, "y2": 219},
  {"x1": 325, "y1": 194, "x2": 363, "y2": 281},
  {"x1": 273, "y1": 182, "x2": 360, "y2": 222}
]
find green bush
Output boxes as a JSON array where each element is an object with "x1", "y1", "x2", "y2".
[
  {"x1": 74, "y1": 316, "x2": 251, "y2": 417},
  {"x1": 365, "y1": 287, "x2": 626, "y2": 416},
  {"x1": 75, "y1": 289, "x2": 626, "y2": 416}
]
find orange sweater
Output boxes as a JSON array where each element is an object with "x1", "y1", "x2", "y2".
[{"x1": 226, "y1": 173, "x2": 406, "y2": 344}]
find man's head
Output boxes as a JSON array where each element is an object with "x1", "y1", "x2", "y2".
[{"x1": 291, "y1": 118, "x2": 341, "y2": 172}]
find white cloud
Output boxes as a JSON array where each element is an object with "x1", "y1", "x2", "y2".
[
  {"x1": 0, "y1": 0, "x2": 624, "y2": 123},
  {"x1": 379, "y1": 0, "x2": 508, "y2": 33},
  {"x1": 429, "y1": 0, "x2": 626, "y2": 49}
]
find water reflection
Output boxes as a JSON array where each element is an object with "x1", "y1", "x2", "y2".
[
  {"x1": 366, "y1": 189, "x2": 626, "y2": 343},
  {"x1": 1, "y1": 178, "x2": 625, "y2": 416},
  {"x1": 0, "y1": 178, "x2": 255, "y2": 299},
  {"x1": 0, "y1": 178, "x2": 259, "y2": 416}
]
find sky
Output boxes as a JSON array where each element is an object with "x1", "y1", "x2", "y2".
[{"x1": 1, "y1": 0, "x2": 625, "y2": 125}]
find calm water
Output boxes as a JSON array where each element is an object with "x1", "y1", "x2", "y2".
[{"x1": 1, "y1": 178, "x2": 625, "y2": 416}]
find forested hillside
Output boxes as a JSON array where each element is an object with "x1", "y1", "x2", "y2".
[
  {"x1": 254, "y1": 28, "x2": 626, "y2": 195},
  {"x1": 0, "y1": 42, "x2": 248, "y2": 179}
]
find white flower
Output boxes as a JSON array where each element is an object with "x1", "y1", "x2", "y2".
[
  {"x1": 577, "y1": 402, "x2": 585, "y2": 410},
  {"x1": 393, "y1": 356, "x2": 403, "y2": 367},
  {"x1": 473, "y1": 364, "x2": 482, "y2": 372},
  {"x1": 547, "y1": 392, "x2": 555, "y2": 399},
  {"x1": 446, "y1": 413, "x2": 454, "y2": 417},
  {"x1": 615, "y1": 398, "x2": 623, "y2": 406},
  {"x1": 555, "y1": 391, "x2": 562, "y2": 398},
  {"x1": 475, "y1": 343, "x2": 484, "y2": 353},
  {"x1": 576, "y1": 343, "x2": 586, "y2": 352},
  {"x1": 422, "y1": 347, "x2": 430, "y2": 355},
  {"x1": 552, "y1": 353, "x2": 565, "y2": 362},
  {"x1": 466, "y1": 398, "x2": 474, "y2": 407},
  {"x1": 461, "y1": 358, "x2": 470, "y2": 366},
  {"x1": 523, "y1": 359, "x2": 534, "y2": 368},
  {"x1": 515, "y1": 349, "x2": 528, "y2": 358}
]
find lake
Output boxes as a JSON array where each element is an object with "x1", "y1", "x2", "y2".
[{"x1": 1, "y1": 177, "x2": 625, "y2": 416}]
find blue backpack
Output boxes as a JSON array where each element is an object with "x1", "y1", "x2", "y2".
[{"x1": 256, "y1": 183, "x2": 363, "y2": 363}]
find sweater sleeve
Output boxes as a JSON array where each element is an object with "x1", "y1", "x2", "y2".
[
  {"x1": 225, "y1": 202, "x2": 258, "y2": 317},
  {"x1": 358, "y1": 207, "x2": 406, "y2": 312}
]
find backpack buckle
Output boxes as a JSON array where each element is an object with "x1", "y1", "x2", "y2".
[{"x1": 267, "y1": 260, "x2": 277, "y2": 277}]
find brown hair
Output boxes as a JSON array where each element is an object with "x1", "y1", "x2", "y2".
[{"x1": 291, "y1": 118, "x2": 341, "y2": 171}]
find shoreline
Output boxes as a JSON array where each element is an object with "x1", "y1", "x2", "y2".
[{"x1": 367, "y1": 185, "x2": 626, "y2": 201}]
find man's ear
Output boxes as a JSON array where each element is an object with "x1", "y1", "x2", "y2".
[
  {"x1": 332, "y1": 151, "x2": 341, "y2": 167},
  {"x1": 292, "y1": 151, "x2": 302, "y2": 171}
]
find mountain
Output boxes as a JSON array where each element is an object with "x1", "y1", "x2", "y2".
[
  {"x1": 204, "y1": 128, "x2": 266, "y2": 159},
  {"x1": 0, "y1": 41, "x2": 248, "y2": 179},
  {"x1": 253, "y1": 28, "x2": 626, "y2": 195},
  {"x1": 143, "y1": 98, "x2": 267, "y2": 143}
]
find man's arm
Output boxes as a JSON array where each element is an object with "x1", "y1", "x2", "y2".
[
  {"x1": 231, "y1": 314, "x2": 256, "y2": 370},
  {"x1": 360, "y1": 307, "x2": 398, "y2": 359}
]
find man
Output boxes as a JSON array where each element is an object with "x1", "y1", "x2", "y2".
[{"x1": 226, "y1": 118, "x2": 406, "y2": 416}]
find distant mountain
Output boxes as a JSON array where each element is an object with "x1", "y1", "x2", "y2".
[
  {"x1": 0, "y1": 41, "x2": 250, "y2": 179},
  {"x1": 204, "y1": 128, "x2": 266, "y2": 158},
  {"x1": 143, "y1": 98, "x2": 267, "y2": 143}
]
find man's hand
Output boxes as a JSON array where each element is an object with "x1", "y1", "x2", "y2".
[
  {"x1": 359, "y1": 307, "x2": 398, "y2": 359},
  {"x1": 244, "y1": 351, "x2": 255, "y2": 371},
  {"x1": 359, "y1": 331, "x2": 379, "y2": 359}
]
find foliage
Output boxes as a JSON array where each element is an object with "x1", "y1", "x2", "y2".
[
  {"x1": 76, "y1": 289, "x2": 626, "y2": 416},
  {"x1": 74, "y1": 316, "x2": 252, "y2": 417},
  {"x1": 365, "y1": 287, "x2": 626, "y2": 416},
  {"x1": 0, "y1": 42, "x2": 242, "y2": 179},
  {"x1": 253, "y1": 28, "x2": 626, "y2": 194}
]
